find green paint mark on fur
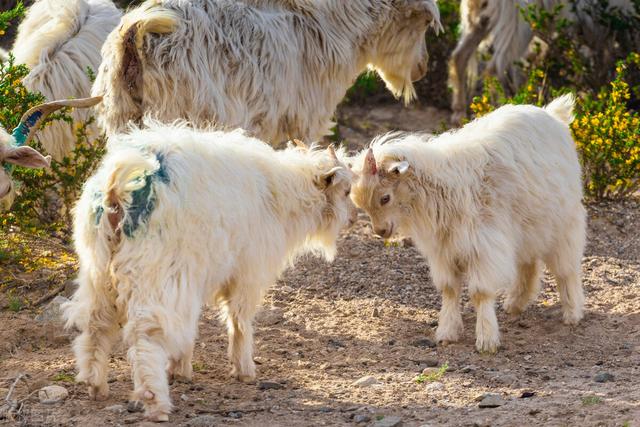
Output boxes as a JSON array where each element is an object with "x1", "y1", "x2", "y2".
[{"x1": 93, "y1": 153, "x2": 170, "y2": 237}]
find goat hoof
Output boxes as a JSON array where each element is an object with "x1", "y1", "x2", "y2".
[
  {"x1": 146, "y1": 411, "x2": 169, "y2": 422},
  {"x1": 88, "y1": 384, "x2": 109, "y2": 401}
]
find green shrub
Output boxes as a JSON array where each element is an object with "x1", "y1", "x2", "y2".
[{"x1": 468, "y1": 1, "x2": 639, "y2": 200}]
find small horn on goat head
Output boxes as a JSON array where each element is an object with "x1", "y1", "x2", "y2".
[
  {"x1": 327, "y1": 144, "x2": 338, "y2": 161},
  {"x1": 11, "y1": 96, "x2": 103, "y2": 147},
  {"x1": 364, "y1": 148, "x2": 377, "y2": 175}
]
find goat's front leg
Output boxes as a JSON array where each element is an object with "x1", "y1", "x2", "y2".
[
  {"x1": 168, "y1": 344, "x2": 194, "y2": 384},
  {"x1": 449, "y1": 16, "x2": 490, "y2": 124},
  {"x1": 219, "y1": 281, "x2": 262, "y2": 382},
  {"x1": 431, "y1": 260, "x2": 464, "y2": 344}
]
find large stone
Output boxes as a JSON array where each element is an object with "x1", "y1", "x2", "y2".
[{"x1": 38, "y1": 385, "x2": 68, "y2": 404}]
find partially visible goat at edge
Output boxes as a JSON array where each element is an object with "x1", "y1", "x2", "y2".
[
  {"x1": 11, "y1": 0, "x2": 121, "y2": 160},
  {"x1": 92, "y1": 0, "x2": 443, "y2": 143},
  {"x1": 0, "y1": 97, "x2": 102, "y2": 210},
  {"x1": 449, "y1": 0, "x2": 637, "y2": 123}
]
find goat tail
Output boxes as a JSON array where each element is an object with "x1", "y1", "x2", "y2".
[
  {"x1": 101, "y1": 149, "x2": 159, "y2": 232},
  {"x1": 116, "y1": 2, "x2": 179, "y2": 100},
  {"x1": 544, "y1": 93, "x2": 575, "y2": 126}
]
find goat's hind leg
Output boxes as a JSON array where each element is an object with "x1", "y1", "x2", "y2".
[
  {"x1": 504, "y1": 260, "x2": 543, "y2": 316},
  {"x1": 68, "y1": 283, "x2": 120, "y2": 400}
]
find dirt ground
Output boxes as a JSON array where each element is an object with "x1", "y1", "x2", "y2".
[{"x1": 1, "y1": 103, "x2": 639, "y2": 427}]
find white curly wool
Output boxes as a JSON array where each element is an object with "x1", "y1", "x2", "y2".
[
  {"x1": 64, "y1": 122, "x2": 355, "y2": 421},
  {"x1": 351, "y1": 94, "x2": 586, "y2": 353},
  {"x1": 92, "y1": 0, "x2": 442, "y2": 143}
]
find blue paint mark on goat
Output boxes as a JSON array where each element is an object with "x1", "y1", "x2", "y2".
[{"x1": 94, "y1": 152, "x2": 170, "y2": 237}]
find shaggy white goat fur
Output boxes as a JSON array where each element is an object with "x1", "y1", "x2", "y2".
[
  {"x1": 449, "y1": 0, "x2": 636, "y2": 122},
  {"x1": 351, "y1": 94, "x2": 586, "y2": 353},
  {"x1": 64, "y1": 123, "x2": 355, "y2": 421},
  {"x1": 92, "y1": 0, "x2": 442, "y2": 142},
  {"x1": 12, "y1": 0, "x2": 121, "y2": 160}
]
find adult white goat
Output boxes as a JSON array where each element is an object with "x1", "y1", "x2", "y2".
[
  {"x1": 0, "y1": 97, "x2": 102, "y2": 210},
  {"x1": 63, "y1": 125, "x2": 355, "y2": 421},
  {"x1": 351, "y1": 94, "x2": 585, "y2": 353},
  {"x1": 92, "y1": 0, "x2": 443, "y2": 142},
  {"x1": 12, "y1": 0, "x2": 121, "y2": 160},
  {"x1": 449, "y1": 0, "x2": 637, "y2": 123}
]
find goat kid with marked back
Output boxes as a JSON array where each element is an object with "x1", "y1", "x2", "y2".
[
  {"x1": 64, "y1": 126, "x2": 355, "y2": 421},
  {"x1": 351, "y1": 94, "x2": 586, "y2": 353},
  {"x1": 93, "y1": 0, "x2": 442, "y2": 143}
]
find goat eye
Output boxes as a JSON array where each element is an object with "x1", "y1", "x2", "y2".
[
  {"x1": 380, "y1": 194, "x2": 391, "y2": 206},
  {"x1": 345, "y1": 189, "x2": 351, "y2": 197}
]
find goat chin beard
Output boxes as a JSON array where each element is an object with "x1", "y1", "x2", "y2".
[{"x1": 377, "y1": 70, "x2": 416, "y2": 105}]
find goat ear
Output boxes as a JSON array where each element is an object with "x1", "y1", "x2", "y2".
[
  {"x1": 3, "y1": 146, "x2": 51, "y2": 169},
  {"x1": 364, "y1": 148, "x2": 377, "y2": 175},
  {"x1": 408, "y1": 0, "x2": 443, "y2": 34},
  {"x1": 387, "y1": 161, "x2": 410, "y2": 176},
  {"x1": 318, "y1": 166, "x2": 342, "y2": 189}
]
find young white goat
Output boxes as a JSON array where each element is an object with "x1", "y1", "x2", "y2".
[
  {"x1": 64, "y1": 125, "x2": 355, "y2": 421},
  {"x1": 0, "y1": 97, "x2": 102, "y2": 210},
  {"x1": 351, "y1": 94, "x2": 586, "y2": 353},
  {"x1": 449, "y1": 0, "x2": 636, "y2": 123},
  {"x1": 92, "y1": 0, "x2": 442, "y2": 142},
  {"x1": 12, "y1": 0, "x2": 121, "y2": 160}
]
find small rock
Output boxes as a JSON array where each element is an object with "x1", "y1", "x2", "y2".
[
  {"x1": 354, "y1": 414, "x2": 371, "y2": 423},
  {"x1": 520, "y1": 391, "x2": 536, "y2": 398},
  {"x1": 478, "y1": 394, "x2": 505, "y2": 408},
  {"x1": 318, "y1": 407, "x2": 333, "y2": 413},
  {"x1": 352, "y1": 376, "x2": 380, "y2": 388},
  {"x1": 227, "y1": 412, "x2": 242, "y2": 419},
  {"x1": 373, "y1": 415, "x2": 403, "y2": 427},
  {"x1": 38, "y1": 385, "x2": 68, "y2": 404},
  {"x1": 186, "y1": 415, "x2": 218, "y2": 427},
  {"x1": 258, "y1": 381, "x2": 285, "y2": 390},
  {"x1": 411, "y1": 338, "x2": 436, "y2": 348},
  {"x1": 425, "y1": 381, "x2": 444, "y2": 392},
  {"x1": 372, "y1": 307, "x2": 380, "y2": 318},
  {"x1": 524, "y1": 355, "x2": 532, "y2": 361},
  {"x1": 123, "y1": 416, "x2": 140, "y2": 424},
  {"x1": 127, "y1": 400, "x2": 144, "y2": 413},
  {"x1": 460, "y1": 365, "x2": 476, "y2": 374},
  {"x1": 328, "y1": 338, "x2": 345, "y2": 348},
  {"x1": 420, "y1": 358, "x2": 439, "y2": 368},
  {"x1": 104, "y1": 404, "x2": 126, "y2": 414},
  {"x1": 257, "y1": 307, "x2": 284, "y2": 326},
  {"x1": 35, "y1": 296, "x2": 70, "y2": 324},
  {"x1": 180, "y1": 393, "x2": 189, "y2": 401},
  {"x1": 594, "y1": 373, "x2": 615, "y2": 383}
]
